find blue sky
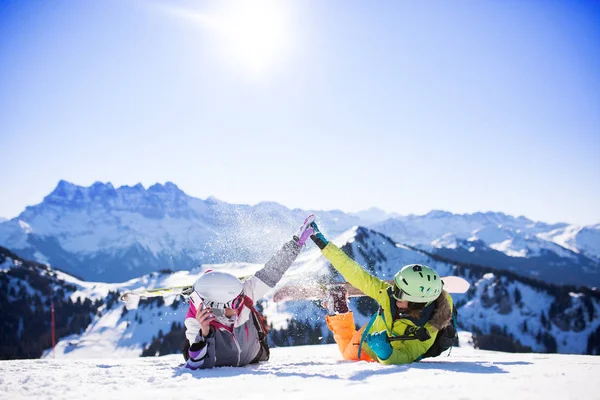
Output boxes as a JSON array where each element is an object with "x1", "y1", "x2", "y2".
[{"x1": 1, "y1": 0, "x2": 598, "y2": 225}]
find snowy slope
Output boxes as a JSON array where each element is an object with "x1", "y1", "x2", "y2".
[
  {"x1": 1, "y1": 344, "x2": 599, "y2": 400},
  {"x1": 39, "y1": 227, "x2": 600, "y2": 360},
  {"x1": 46, "y1": 264, "x2": 267, "y2": 359},
  {"x1": 539, "y1": 224, "x2": 600, "y2": 261},
  {"x1": 0, "y1": 242, "x2": 271, "y2": 360},
  {"x1": 432, "y1": 236, "x2": 600, "y2": 287},
  {"x1": 375, "y1": 216, "x2": 600, "y2": 287},
  {"x1": 460, "y1": 273, "x2": 600, "y2": 354},
  {"x1": 0, "y1": 246, "x2": 106, "y2": 359},
  {"x1": 44, "y1": 239, "x2": 337, "y2": 358}
]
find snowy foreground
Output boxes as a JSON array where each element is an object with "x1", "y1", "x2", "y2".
[{"x1": 2, "y1": 344, "x2": 599, "y2": 400}]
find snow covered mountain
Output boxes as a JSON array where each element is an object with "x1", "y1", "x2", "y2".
[
  {"x1": 0, "y1": 181, "x2": 362, "y2": 282},
  {"x1": 348, "y1": 207, "x2": 401, "y2": 224},
  {"x1": 372, "y1": 212, "x2": 600, "y2": 287},
  {"x1": 426, "y1": 231, "x2": 600, "y2": 287},
  {"x1": 0, "y1": 245, "x2": 103, "y2": 359},
  {"x1": 5, "y1": 227, "x2": 599, "y2": 362},
  {"x1": 538, "y1": 224, "x2": 600, "y2": 261},
  {"x1": 0, "y1": 181, "x2": 598, "y2": 287},
  {"x1": 371, "y1": 210, "x2": 566, "y2": 243}
]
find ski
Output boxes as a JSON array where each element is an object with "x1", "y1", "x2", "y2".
[{"x1": 120, "y1": 285, "x2": 193, "y2": 310}]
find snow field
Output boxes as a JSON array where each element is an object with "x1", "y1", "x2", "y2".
[{"x1": 1, "y1": 344, "x2": 599, "y2": 400}]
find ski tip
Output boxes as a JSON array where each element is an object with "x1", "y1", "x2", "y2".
[
  {"x1": 441, "y1": 276, "x2": 471, "y2": 294},
  {"x1": 121, "y1": 292, "x2": 141, "y2": 310}
]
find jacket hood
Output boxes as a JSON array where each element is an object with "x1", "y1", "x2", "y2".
[{"x1": 428, "y1": 290, "x2": 453, "y2": 331}]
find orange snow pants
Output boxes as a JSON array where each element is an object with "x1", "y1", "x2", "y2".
[{"x1": 325, "y1": 312, "x2": 374, "y2": 362}]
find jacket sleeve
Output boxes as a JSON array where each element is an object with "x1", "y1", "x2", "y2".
[
  {"x1": 379, "y1": 338, "x2": 432, "y2": 365},
  {"x1": 184, "y1": 303, "x2": 201, "y2": 344},
  {"x1": 249, "y1": 239, "x2": 301, "y2": 300},
  {"x1": 321, "y1": 242, "x2": 389, "y2": 301},
  {"x1": 378, "y1": 321, "x2": 438, "y2": 365},
  {"x1": 185, "y1": 329, "x2": 216, "y2": 370}
]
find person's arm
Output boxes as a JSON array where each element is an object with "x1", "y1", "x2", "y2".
[
  {"x1": 185, "y1": 327, "x2": 216, "y2": 370},
  {"x1": 184, "y1": 303, "x2": 217, "y2": 369},
  {"x1": 249, "y1": 214, "x2": 315, "y2": 300},
  {"x1": 380, "y1": 334, "x2": 435, "y2": 365},
  {"x1": 248, "y1": 239, "x2": 301, "y2": 300},
  {"x1": 311, "y1": 223, "x2": 388, "y2": 300},
  {"x1": 184, "y1": 304, "x2": 201, "y2": 344},
  {"x1": 366, "y1": 325, "x2": 436, "y2": 365}
]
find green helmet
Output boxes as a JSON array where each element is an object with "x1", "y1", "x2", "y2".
[{"x1": 392, "y1": 264, "x2": 442, "y2": 303}]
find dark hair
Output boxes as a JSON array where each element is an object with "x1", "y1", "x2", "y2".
[
  {"x1": 408, "y1": 302, "x2": 427, "y2": 310},
  {"x1": 395, "y1": 302, "x2": 426, "y2": 319}
]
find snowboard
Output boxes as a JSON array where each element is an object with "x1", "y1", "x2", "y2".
[{"x1": 272, "y1": 276, "x2": 470, "y2": 303}]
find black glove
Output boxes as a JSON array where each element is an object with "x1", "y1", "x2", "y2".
[{"x1": 310, "y1": 221, "x2": 329, "y2": 250}]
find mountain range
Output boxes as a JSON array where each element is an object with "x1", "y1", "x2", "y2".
[
  {"x1": 0, "y1": 180, "x2": 599, "y2": 287},
  {"x1": 2, "y1": 226, "x2": 599, "y2": 361}
]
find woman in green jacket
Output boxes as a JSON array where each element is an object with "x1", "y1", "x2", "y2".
[{"x1": 310, "y1": 221, "x2": 454, "y2": 364}]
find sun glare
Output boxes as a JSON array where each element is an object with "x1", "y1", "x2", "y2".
[
  {"x1": 208, "y1": 1, "x2": 295, "y2": 79},
  {"x1": 163, "y1": 0, "x2": 296, "y2": 79}
]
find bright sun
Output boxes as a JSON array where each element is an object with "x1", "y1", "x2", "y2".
[
  {"x1": 212, "y1": 1, "x2": 293, "y2": 78},
  {"x1": 165, "y1": 0, "x2": 297, "y2": 79}
]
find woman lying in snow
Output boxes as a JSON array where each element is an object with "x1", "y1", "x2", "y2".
[
  {"x1": 309, "y1": 220, "x2": 456, "y2": 364},
  {"x1": 183, "y1": 215, "x2": 316, "y2": 370}
]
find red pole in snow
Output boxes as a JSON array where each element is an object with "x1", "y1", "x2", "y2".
[{"x1": 51, "y1": 302, "x2": 56, "y2": 358}]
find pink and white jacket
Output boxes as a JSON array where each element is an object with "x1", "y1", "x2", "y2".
[{"x1": 184, "y1": 240, "x2": 300, "y2": 369}]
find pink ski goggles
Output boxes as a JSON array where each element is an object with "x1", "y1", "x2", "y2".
[{"x1": 191, "y1": 291, "x2": 245, "y2": 314}]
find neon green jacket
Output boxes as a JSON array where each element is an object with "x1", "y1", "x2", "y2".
[{"x1": 322, "y1": 242, "x2": 454, "y2": 364}]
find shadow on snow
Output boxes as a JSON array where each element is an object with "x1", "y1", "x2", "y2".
[{"x1": 171, "y1": 358, "x2": 526, "y2": 380}]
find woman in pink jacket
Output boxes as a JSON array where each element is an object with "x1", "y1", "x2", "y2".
[{"x1": 183, "y1": 215, "x2": 315, "y2": 369}]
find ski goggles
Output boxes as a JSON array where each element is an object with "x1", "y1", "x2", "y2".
[
  {"x1": 392, "y1": 285, "x2": 431, "y2": 309},
  {"x1": 391, "y1": 285, "x2": 406, "y2": 302},
  {"x1": 228, "y1": 293, "x2": 245, "y2": 310},
  {"x1": 190, "y1": 291, "x2": 245, "y2": 312}
]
